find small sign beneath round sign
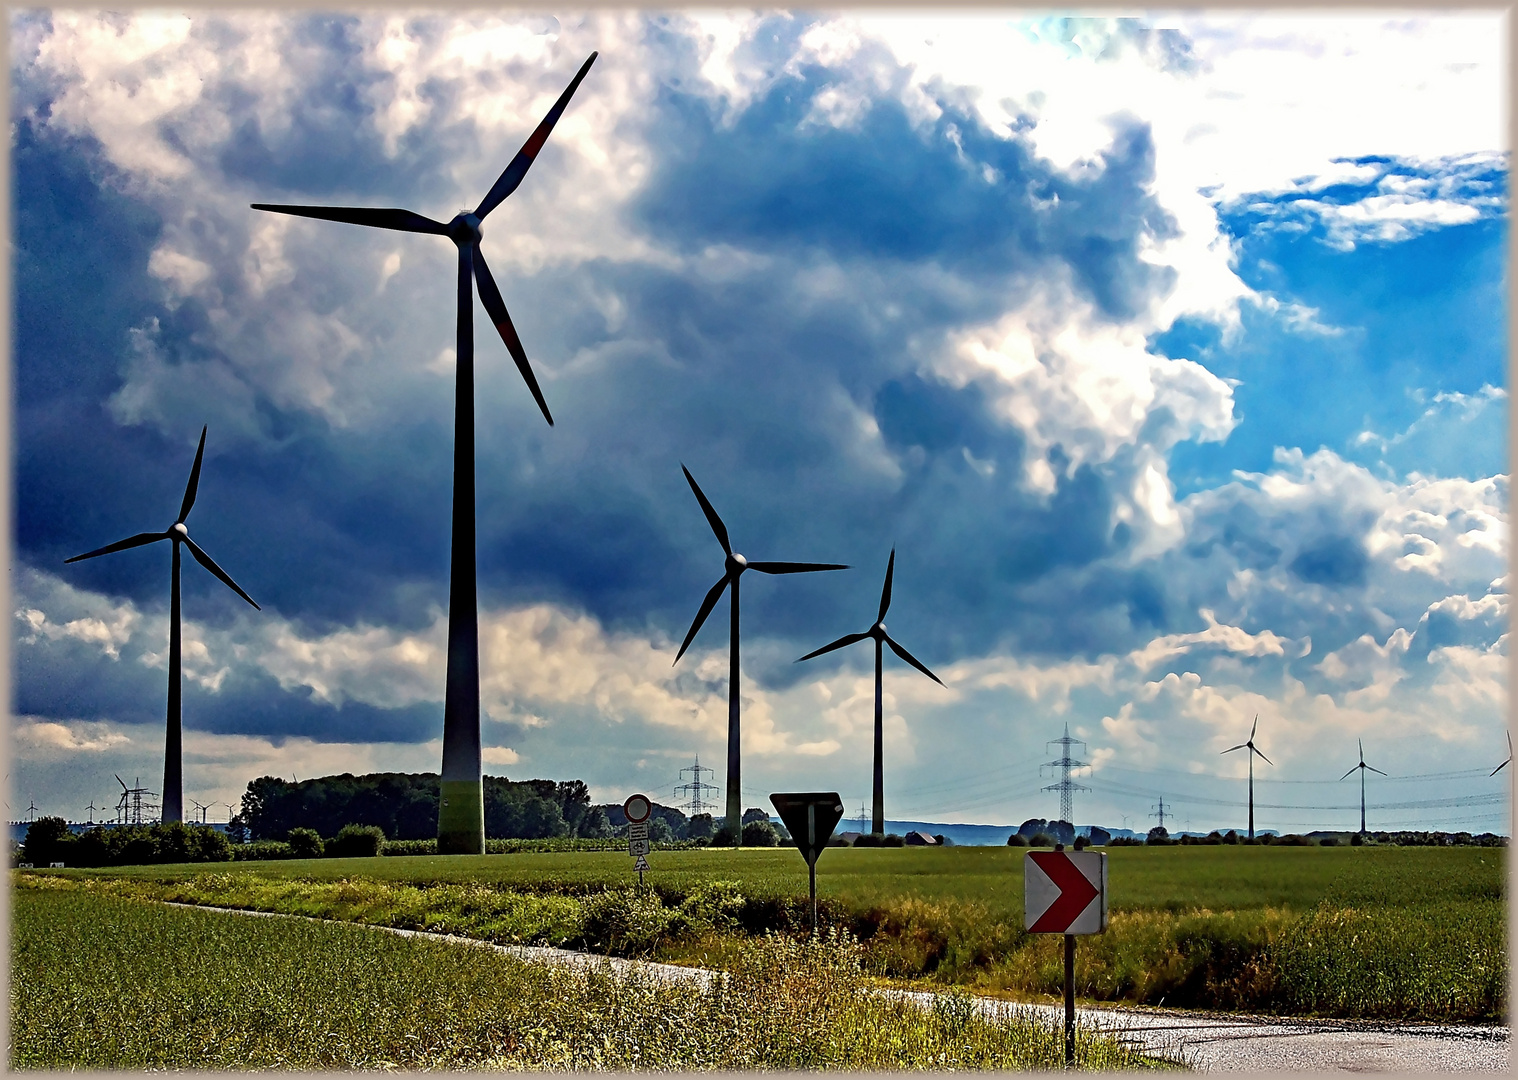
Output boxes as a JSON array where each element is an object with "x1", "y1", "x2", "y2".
[{"x1": 623, "y1": 793, "x2": 652, "y2": 824}]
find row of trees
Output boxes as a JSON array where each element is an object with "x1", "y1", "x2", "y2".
[{"x1": 230, "y1": 772, "x2": 787, "y2": 844}]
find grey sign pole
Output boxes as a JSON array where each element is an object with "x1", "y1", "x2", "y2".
[
  {"x1": 807, "y1": 803, "x2": 817, "y2": 935},
  {"x1": 1064, "y1": 933, "x2": 1076, "y2": 1067}
]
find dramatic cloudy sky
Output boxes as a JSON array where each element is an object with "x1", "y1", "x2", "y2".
[{"x1": 11, "y1": 11, "x2": 1510, "y2": 835}]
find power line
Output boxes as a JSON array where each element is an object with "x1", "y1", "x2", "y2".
[
  {"x1": 1041, "y1": 723, "x2": 1091, "y2": 825},
  {"x1": 673, "y1": 754, "x2": 720, "y2": 815}
]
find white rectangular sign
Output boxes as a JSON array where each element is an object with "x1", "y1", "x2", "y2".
[
  {"x1": 1024, "y1": 850, "x2": 1107, "y2": 934},
  {"x1": 628, "y1": 821, "x2": 649, "y2": 841},
  {"x1": 628, "y1": 838, "x2": 650, "y2": 857}
]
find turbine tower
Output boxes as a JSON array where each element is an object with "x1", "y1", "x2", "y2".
[
  {"x1": 673, "y1": 465, "x2": 848, "y2": 844},
  {"x1": 252, "y1": 53, "x2": 597, "y2": 854},
  {"x1": 67, "y1": 428, "x2": 258, "y2": 823},
  {"x1": 1339, "y1": 738, "x2": 1385, "y2": 835},
  {"x1": 796, "y1": 549, "x2": 943, "y2": 835},
  {"x1": 1041, "y1": 723, "x2": 1090, "y2": 829},
  {"x1": 1221, "y1": 715, "x2": 1272, "y2": 839}
]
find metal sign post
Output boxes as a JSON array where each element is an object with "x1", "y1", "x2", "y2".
[
  {"x1": 770, "y1": 792, "x2": 845, "y2": 936},
  {"x1": 1024, "y1": 847, "x2": 1107, "y2": 1068},
  {"x1": 624, "y1": 793, "x2": 653, "y2": 890}
]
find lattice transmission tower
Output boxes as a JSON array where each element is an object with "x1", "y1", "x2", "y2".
[
  {"x1": 1150, "y1": 796, "x2": 1168, "y2": 831},
  {"x1": 673, "y1": 755, "x2": 720, "y2": 815},
  {"x1": 1040, "y1": 723, "x2": 1091, "y2": 825}
]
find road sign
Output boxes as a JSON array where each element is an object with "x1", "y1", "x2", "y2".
[
  {"x1": 628, "y1": 838, "x2": 650, "y2": 857},
  {"x1": 633, "y1": 854, "x2": 649, "y2": 871},
  {"x1": 1025, "y1": 850, "x2": 1107, "y2": 934},
  {"x1": 623, "y1": 793, "x2": 652, "y2": 824},
  {"x1": 769, "y1": 792, "x2": 845, "y2": 867},
  {"x1": 628, "y1": 821, "x2": 649, "y2": 841},
  {"x1": 770, "y1": 792, "x2": 845, "y2": 935}
]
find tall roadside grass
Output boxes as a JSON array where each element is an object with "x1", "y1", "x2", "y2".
[
  {"x1": 19, "y1": 868, "x2": 1505, "y2": 1021},
  {"x1": 10, "y1": 889, "x2": 1158, "y2": 1070}
]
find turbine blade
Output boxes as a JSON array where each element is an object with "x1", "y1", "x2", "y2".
[
  {"x1": 66, "y1": 532, "x2": 169, "y2": 562},
  {"x1": 681, "y1": 466, "x2": 731, "y2": 555},
  {"x1": 475, "y1": 52, "x2": 598, "y2": 221},
  {"x1": 878, "y1": 547, "x2": 895, "y2": 623},
  {"x1": 1220, "y1": 743, "x2": 1246, "y2": 755},
  {"x1": 796, "y1": 631, "x2": 870, "y2": 663},
  {"x1": 747, "y1": 561, "x2": 850, "y2": 574},
  {"x1": 250, "y1": 204, "x2": 449, "y2": 234},
  {"x1": 674, "y1": 575, "x2": 730, "y2": 665},
  {"x1": 884, "y1": 634, "x2": 943, "y2": 685},
  {"x1": 1253, "y1": 747, "x2": 1273, "y2": 766},
  {"x1": 1250, "y1": 715, "x2": 1258, "y2": 740},
  {"x1": 1493, "y1": 760, "x2": 1510, "y2": 776},
  {"x1": 473, "y1": 245, "x2": 553, "y2": 425},
  {"x1": 183, "y1": 537, "x2": 260, "y2": 610},
  {"x1": 1366, "y1": 766, "x2": 1387, "y2": 776},
  {"x1": 1339, "y1": 765, "x2": 1358, "y2": 781},
  {"x1": 178, "y1": 426, "x2": 207, "y2": 522}
]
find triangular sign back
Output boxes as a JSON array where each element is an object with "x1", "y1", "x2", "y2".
[{"x1": 770, "y1": 792, "x2": 845, "y2": 867}]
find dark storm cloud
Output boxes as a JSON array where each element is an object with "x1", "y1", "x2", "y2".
[{"x1": 636, "y1": 71, "x2": 1176, "y2": 320}]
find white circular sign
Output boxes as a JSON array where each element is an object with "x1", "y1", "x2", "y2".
[{"x1": 623, "y1": 793, "x2": 652, "y2": 824}]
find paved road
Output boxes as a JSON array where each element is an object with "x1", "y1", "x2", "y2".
[{"x1": 178, "y1": 904, "x2": 1511, "y2": 1071}]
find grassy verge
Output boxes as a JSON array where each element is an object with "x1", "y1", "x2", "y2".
[
  {"x1": 17, "y1": 856, "x2": 1506, "y2": 1022},
  {"x1": 10, "y1": 888, "x2": 1162, "y2": 1070}
]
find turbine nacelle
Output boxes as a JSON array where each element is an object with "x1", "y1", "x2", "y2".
[
  {"x1": 726, "y1": 552, "x2": 748, "y2": 575},
  {"x1": 448, "y1": 213, "x2": 484, "y2": 246},
  {"x1": 872, "y1": 622, "x2": 886, "y2": 637},
  {"x1": 170, "y1": 522, "x2": 189, "y2": 539}
]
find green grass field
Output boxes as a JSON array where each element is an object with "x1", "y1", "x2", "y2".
[
  {"x1": 16, "y1": 843, "x2": 1508, "y2": 1022},
  {"x1": 55, "y1": 840, "x2": 1506, "y2": 911},
  {"x1": 10, "y1": 888, "x2": 1159, "y2": 1070}
]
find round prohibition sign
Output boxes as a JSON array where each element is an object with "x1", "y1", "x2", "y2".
[{"x1": 623, "y1": 793, "x2": 652, "y2": 824}]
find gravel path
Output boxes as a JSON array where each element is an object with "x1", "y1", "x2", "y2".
[{"x1": 172, "y1": 903, "x2": 1510, "y2": 1071}]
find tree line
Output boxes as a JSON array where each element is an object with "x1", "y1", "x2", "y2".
[{"x1": 229, "y1": 772, "x2": 775, "y2": 844}]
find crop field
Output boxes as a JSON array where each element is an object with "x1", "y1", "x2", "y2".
[
  {"x1": 15, "y1": 844, "x2": 1508, "y2": 1023},
  {"x1": 10, "y1": 887, "x2": 1158, "y2": 1070}
]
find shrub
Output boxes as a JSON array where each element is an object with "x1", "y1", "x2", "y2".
[
  {"x1": 579, "y1": 888, "x2": 679, "y2": 956},
  {"x1": 287, "y1": 828, "x2": 324, "y2": 858},
  {"x1": 22, "y1": 818, "x2": 74, "y2": 866},
  {"x1": 1223, "y1": 830, "x2": 1239, "y2": 844},
  {"x1": 1319, "y1": 836, "x2": 1340, "y2": 847},
  {"x1": 327, "y1": 823, "x2": 385, "y2": 858},
  {"x1": 1028, "y1": 833, "x2": 1054, "y2": 847},
  {"x1": 1005, "y1": 833, "x2": 1028, "y2": 847},
  {"x1": 1351, "y1": 832, "x2": 1365, "y2": 846},
  {"x1": 232, "y1": 841, "x2": 294, "y2": 861},
  {"x1": 743, "y1": 820, "x2": 780, "y2": 847},
  {"x1": 880, "y1": 833, "x2": 905, "y2": 847}
]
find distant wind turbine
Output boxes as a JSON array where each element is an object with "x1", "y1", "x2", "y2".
[
  {"x1": 1221, "y1": 715, "x2": 1272, "y2": 840},
  {"x1": 190, "y1": 799, "x2": 210, "y2": 825},
  {"x1": 796, "y1": 549, "x2": 943, "y2": 836},
  {"x1": 1339, "y1": 739, "x2": 1386, "y2": 835},
  {"x1": 251, "y1": 53, "x2": 597, "y2": 855},
  {"x1": 67, "y1": 427, "x2": 258, "y2": 824},
  {"x1": 1492, "y1": 734, "x2": 1511, "y2": 776},
  {"x1": 674, "y1": 465, "x2": 848, "y2": 845}
]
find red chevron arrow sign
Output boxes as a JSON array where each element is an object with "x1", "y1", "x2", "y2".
[{"x1": 1025, "y1": 850, "x2": 1107, "y2": 934}]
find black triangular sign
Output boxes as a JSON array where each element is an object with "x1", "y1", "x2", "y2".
[{"x1": 770, "y1": 792, "x2": 845, "y2": 867}]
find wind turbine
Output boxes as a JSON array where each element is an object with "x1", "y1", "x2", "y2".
[
  {"x1": 190, "y1": 799, "x2": 210, "y2": 825},
  {"x1": 1221, "y1": 715, "x2": 1272, "y2": 839},
  {"x1": 25, "y1": 799, "x2": 38, "y2": 823},
  {"x1": 1492, "y1": 734, "x2": 1512, "y2": 776},
  {"x1": 251, "y1": 53, "x2": 597, "y2": 855},
  {"x1": 67, "y1": 428, "x2": 257, "y2": 825},
  {"x1": 673, "y1": 465, "x2": 848, "y2": 845},
  {"x1": 85, "y1": 800, "x2": 100, "y2": 825},
  {"x1": 1339, "y1": 739, "x2": 1385, "y2": 835},
  {"x1": 796, "y1": 549, "x2": 942, "y2": 836}
]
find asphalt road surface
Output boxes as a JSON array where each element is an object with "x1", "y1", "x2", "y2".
[{"x1": 183, "y1": 905, "x2": 1512, "y2": 1071}]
